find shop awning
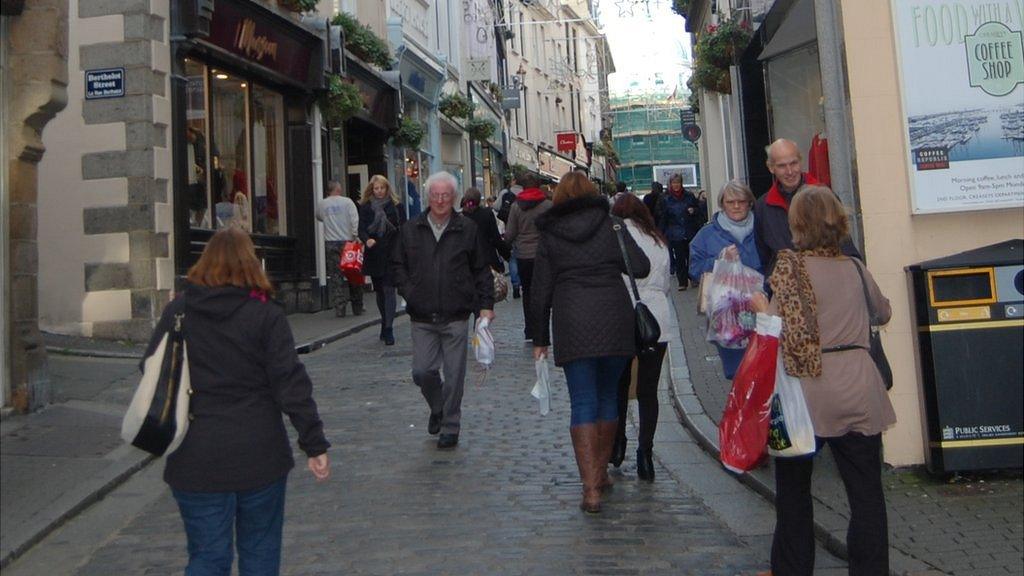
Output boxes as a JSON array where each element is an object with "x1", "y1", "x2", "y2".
[{"x1": 758, "y1": 0, "x2": 816, "y2": 61}]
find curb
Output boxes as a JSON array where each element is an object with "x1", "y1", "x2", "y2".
[
  {"x1": 44, "y1": 347, "x2": 144, "y2": 360},
  {"x1": 664, "y1": 299, "x2": 937, "y2": 576},
  {"x1": 293, "y1": 310, "x2": 406, "y2": 355}
]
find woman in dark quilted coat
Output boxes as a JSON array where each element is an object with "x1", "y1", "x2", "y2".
[{"x1": 530, "y1": 172, "x2": 650, "y2": 513}]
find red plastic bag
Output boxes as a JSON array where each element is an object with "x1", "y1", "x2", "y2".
[
  {"x1": 719, "y1": 313, "x2": 782, "y2": 473},
  {"x1": 339, "y1": 241, "x2": 365, "y2": 285}
]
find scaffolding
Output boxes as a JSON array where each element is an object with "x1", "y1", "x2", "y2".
[{"x1": 610, "y1": 92, "x2": 700, "y2": 192}]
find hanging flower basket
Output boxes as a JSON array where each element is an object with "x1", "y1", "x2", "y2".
[
  {"x1": 279, "y1": 0, "x2": 318, "y2": 12},
  {"x1": 320, "y1": 75, "x2": 365, "y2": 125},
  {"x1": 438, "y1": 92, "x2": 474, "y2": 120},
  {"x1": 331, "y1": 12, "x2": 392, "y2": 70},
  {"x1": 392, "y1": 116, "x2": 426, "y2": 149},
  {"x1": 697, "y1": 17, "x2": 753, "y2": 69},
  {"x1": 466, "y1": 118, "x2": 496, "y2": 141},
  {"x1": 671, "y1": 0, "x2": 691, "y2": 18}
]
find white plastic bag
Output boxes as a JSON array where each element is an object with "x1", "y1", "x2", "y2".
[
  {"x1": 767, "y1": 350, "x2": 817, "y2": 457},
  {"x1": 473, "y1": 317, "x2": 495, "y2": 367},
  {"x1": 531, "y1": 357, "x2": 551, "y2": 415}
]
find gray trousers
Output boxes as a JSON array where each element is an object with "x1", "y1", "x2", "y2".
[{"x1": 410, "y1": 319, "x2": 469, "y2": 435}]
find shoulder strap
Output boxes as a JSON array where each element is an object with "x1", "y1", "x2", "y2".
[
  {"x1": 850, "y1": 258, "x2": 879, "y2": 326},
  {"x1": 612, "y1": 219, "x2": 642, "y2": 301}
]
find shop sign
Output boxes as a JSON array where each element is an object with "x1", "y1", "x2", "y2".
[
  {"x1": 538, "y1": 150, "x2": 574, "y2": 180},
  {"x1": 501, "y1": 88, "x2": 521, "y2": 109},
  {"x1": 892, "y1": 0, "x2": 1024, "y2": 214},
  {"x1": 556, "y1": 132, "x2": 577, "y2": 154},
  {"x1": 206, "y1": 0, "x2": 314, "y2": 84},
  {"x1": 85, "y1": 68, "x2": 124, "y2": 100},
  {"x1": 511, "y1": 139, "x2": 537, "y2": 169}
]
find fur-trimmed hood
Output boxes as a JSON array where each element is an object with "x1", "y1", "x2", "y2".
[{"x1": 535, "y1": 195, "x2": 611, "y2": 243}]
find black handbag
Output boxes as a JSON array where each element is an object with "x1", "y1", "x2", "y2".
[
  {"x1": 851, "y1": 259, "x2": 894, "y2": 390},
  {"x1": 612, "y1": 220, "x2": 661, "y2": 353}
]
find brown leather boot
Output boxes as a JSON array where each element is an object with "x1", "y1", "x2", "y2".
[
  {"x1": 596, "y1": 420, "x2": 619, "y2": 491},
  {"x1": 570, "y1": 424, "x2": 602, "y2": 513}
]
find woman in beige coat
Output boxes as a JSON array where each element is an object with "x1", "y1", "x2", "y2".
[{"x1": 751, "y1": 186, "x2": 894, "y2": 576}]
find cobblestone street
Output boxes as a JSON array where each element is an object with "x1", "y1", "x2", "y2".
[{"x1": 19, "y1": 300, "x2": 774, "y2": 575}]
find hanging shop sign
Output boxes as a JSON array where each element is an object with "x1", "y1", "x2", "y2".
[
  {"x1": 205, "y1": 0, "x2": 317, "y2": 85},
  {"x1": 892, "y1": 0, "x2": 1024, "y2": 214},
  {"x1": 556, "y1": 132, "x2": 577, "y2": 154}
]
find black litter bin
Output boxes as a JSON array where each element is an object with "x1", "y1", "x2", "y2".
[{"x1": 907, "y1": 239, "x2": 1023, "y2": 474}]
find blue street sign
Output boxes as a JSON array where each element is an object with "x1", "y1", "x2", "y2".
[{"x1": 85, "y1": 68, "x2": 125, "y2": 100}]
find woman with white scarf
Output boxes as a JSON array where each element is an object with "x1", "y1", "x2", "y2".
[
  {"x1": 688, "y1": 180, "x2": 764, "y2": 379},
  {"x1": 359, "y1": 175, "x2": 405, "y2": 345}
]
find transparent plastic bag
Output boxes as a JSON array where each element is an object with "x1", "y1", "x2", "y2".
[
  {"x1": 706, "y1": 258, "x2": 763, "y2": 349},
  {"x1": 767, "y1": 351, "x2": 817, "y2": 457},
  {"x1": 531, "y1": 356, "x2": 551, "y2": 416},
  {"x1": 473, "y1": 317, "x2": 495, "y2": 368}
]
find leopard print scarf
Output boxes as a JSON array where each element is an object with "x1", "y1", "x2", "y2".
[{"x1": 769, "y1": 248, "x2": 840, "y2": 377}]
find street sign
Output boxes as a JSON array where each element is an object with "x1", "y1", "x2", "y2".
[
  {"x1": 85, "y1": 68, "x2": 125, "y2": 100},
  {"x1": 501, "y1": 87, "x2": 521, "y2": 109},
  {"x1": 680, "y1": 109, "x2": 696, "y2": 126},
  {"x1": 682, "y1": 124, "x2": 702, "y2": 143}
]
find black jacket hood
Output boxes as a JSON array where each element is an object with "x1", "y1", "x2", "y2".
[
  {"x1": 536, "y1": 195, "x2": 610, "y2": 243},
  {"x1": 184, "y1": 283, "x2": 270, "y2": 321}
]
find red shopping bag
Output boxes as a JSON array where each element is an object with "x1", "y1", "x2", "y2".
[
  {"x1": 718, "y1": 313, "x2": 782, "y2": 473},
  {"x1": 338, "y1": 241, "x2": 365, "y2": 286}
]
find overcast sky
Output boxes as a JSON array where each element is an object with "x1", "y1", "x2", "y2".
[{"x1": 596, "y1": 0, "x2": 692, "y2": 97}]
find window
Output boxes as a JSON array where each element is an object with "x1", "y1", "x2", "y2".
[
  {"x1": 251, "y1": 85, "x2": 286, "y2": 234},
  {"x1": 632, "y1": 135, "x2": 644, "y2": 144},
  {"x1": 209, "y1": 68, "x2": 251, "y2": 232}
]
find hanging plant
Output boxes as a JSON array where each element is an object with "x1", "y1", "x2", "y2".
[
  {"x1": 600, "y1": 139, "x2": 619, "y2": 163},
  {"x1": 686, "y1": 77, "x2": 701, "y2": 114},
  {"x1": 487, "y1": 82, "x2": 503, "y2": 103},
  {"x1": 392, "y1": 116, "x2": 426, "y2": 149},
  {"x1": 466, "y1": 117, "x2": 496, "y2": 141},
  {"x1": 698, "y1": 18, "x2": 753, "y2": 68},
  {"x1": 331, "y1": 12, "x2": 392, "y2": 70},
  {"x1": 671, "y1": 0, "x2": 691, "y2": 18},
  {"x1": 438, "y1": 92, "x2": 474, "y2": 120},
  {"x1": 320, "y1": 75, "x2": 364, "y2": 125},
  {"x1": 279, "y1": 0, "x2": 318, "y2": 12}
]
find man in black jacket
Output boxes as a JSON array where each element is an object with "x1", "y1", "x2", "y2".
[{"x1": 390, "y1": 171, "x2": 495, "y2": 449}]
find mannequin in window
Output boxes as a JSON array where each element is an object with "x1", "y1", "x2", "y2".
[
  {"x1": 187, "y1": 126, "x2": 208, "y2": 226},
  {"x1": 252, "y1": 100, "x2": 269, "y2": 233}
]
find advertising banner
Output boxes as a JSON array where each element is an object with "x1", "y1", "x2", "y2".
[{"x1": 892, "y1": 1, "x2": 1024, "y2": 214}]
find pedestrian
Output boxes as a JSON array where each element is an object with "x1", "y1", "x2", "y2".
[
  {"x1": 643, "y1": 181, "x2": 664, "y2": 229},
  {"x1": 755, "y1": 138, "x2": 859, "y2": 274},
  {"x1": 143, "y1": 227, "x2": 330, "y2": 576},
  {"x1": 658, "y1": 174, "x2": 701, "y2": 290},
  {"x1": 749, "y1": 186, "x2": 894, "y2": 576},
  {"x1": 358, "y1": 174, "x2": 405, "y2": 346},
  {"x1": 530, "y1": 171, "x2": 650, "y2": 513},
  {"x1": 316, "y1": 180, "x2": 363, "y2": 317},
  {"x1": 695, "y1": 188, "x2": 709, "y2": 227},
  {"x1": 504, "y1": 173, "x2": 553, "y2": 342},
  {"x1": 390, "y1": 171, "x2": 495, "y2": 450},
  {"x1": 495, "y1": 175, "x2": 522, "y2": 298},
  {"x1": 461, "y1": 187, "x2": 511, "y2": 271},
  {"x1": 609, "y1": 193, "x2": 671, "y2": 482},
  {"x1": 688, "y1": 180, "x2": 763, "y2": 379}
]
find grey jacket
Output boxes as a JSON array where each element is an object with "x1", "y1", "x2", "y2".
[{"x1": 505, "y1": 195, "x2": 552, "y2": 259}]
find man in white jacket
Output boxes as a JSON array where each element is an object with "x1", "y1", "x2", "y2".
[{"x1": 316, "y1": 181, "x2": 362, "y2": 316}]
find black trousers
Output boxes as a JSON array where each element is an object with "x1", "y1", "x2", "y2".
[
  {"x1": 615, "y1": 343, "x2": 668, "y2": 451},
  {"x1": 668, "y1": 239, "x2": 690, "y2": 285},
  {"x1": 517, "y1": 257, "x2": 535, "y2": 340},
  {"x1": 771, "y1": 433, "x2": 889, "y2": 576}
]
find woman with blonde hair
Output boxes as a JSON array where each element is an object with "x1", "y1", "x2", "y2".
[
  {"x1": 359, "y1": 174, "x2": 405, "y2": 345},
  {"x1": 143, "y1": 227, "x2": 330, "y2": 574},
  {"x1": 531, "y1": 171, "x2": 649, "y2": 513},
  {"x1": 750, "y1": 185, "x2": 894, "y2": 575}
]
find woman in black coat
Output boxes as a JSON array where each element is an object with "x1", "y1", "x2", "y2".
[
  {"x1": 359, "y1": 175, "x2": 405, "y2": 345},
  {"x1": 530, "y1": 172, "x2": 650, "y2": 513},
  {"x1": 144, "y1": 227, "x2": 330, "y2": 574}
]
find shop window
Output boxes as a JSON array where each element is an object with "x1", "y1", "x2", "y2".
[
  {"x1": 185, "y1": 59, "x2": 213, "y2": 229},
  {"x1": 766, "y1": 45, "x2": 824, "y2": 169},
  {"x1": 252, "y1": 85, "x2": 287, "y2": 235}
]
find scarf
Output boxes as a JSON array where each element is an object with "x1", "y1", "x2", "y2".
[
  {"x1": 517, "y1": 187, "x2": 546, "y2": 202},
  {"x1": 716, "y1": 211, "x2": 754, "y2": 245},
  {"x1": 769, "y1": 247, "x2": 840, "y2": 378},
  {"x1": 367, "y1": 197, "x2": 396, "y2": 238}
]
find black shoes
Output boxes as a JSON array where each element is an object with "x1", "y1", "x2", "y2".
[
  {"x1": 610, "y1": 435, "x2": 626, "y2": 468},
  {"x1": 382, "y1": 328, "x2": 395, "y2": 346},
  {"x1": 352, "y1": 305, "x2": 365, "y2": 316},
  {"x1": 512, "y1": 286, "x2": 521, "y2": 299},
  {"x1": 428, "y1": 412, "x2": 442, "y2": 435},
  {"x1": 437, "y1": 433, "x2": 459, "y2": 449},
  {"x1": 636, "y1": 448, "x2": 655, "y2": 482}
]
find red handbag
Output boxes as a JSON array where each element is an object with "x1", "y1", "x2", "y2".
[{"x1": 339, "y1": 241, "x2": 365, "y2": 286}]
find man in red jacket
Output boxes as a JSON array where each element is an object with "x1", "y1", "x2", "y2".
[{"x1": 753, "y1": 139, "x2": 858, "y2": 274}]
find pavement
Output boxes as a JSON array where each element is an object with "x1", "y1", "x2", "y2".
[{"x1": 667, "y1": 284, "x2": 1024, "y2": 576}]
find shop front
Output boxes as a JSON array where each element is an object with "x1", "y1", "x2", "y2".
[
  {"x1": 469, "y1": 84, "x2": 505, "y2": 200},
  {"x1": 171, "y1": 0, "x2": 328, "y2": 311},
  {"x1": 334, "y1": 56, "x2": 400, "y2": 202},
  {"x1": 397, "y1": 45, "x2": 444, "y2": 216},
  {"x1": 537, "y1": 148, "x2": 577, "y2": 182}
]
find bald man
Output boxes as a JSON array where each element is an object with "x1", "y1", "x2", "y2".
[{"x1": 753, "y1": 139, "x2": 859, "y2": 273}]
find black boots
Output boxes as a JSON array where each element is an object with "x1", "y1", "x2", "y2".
[
  {"x1": 636, "y1": 448, "x2": 655, "y2": 482},
  {"x1": 610, "y1": 434, "x2": 627, "y2": 468},
  {"x1": 382, "y1": 327, "x2": 395, "y2": 346}
]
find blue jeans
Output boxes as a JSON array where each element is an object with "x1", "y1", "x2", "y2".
[
  {"x1": 563, "y1": 356, "x2": 630, "y2": 425},
  {"x1": 509, "y1": 248, "x2": 520, "y2": 288},
  {"x1": 172, "y1": 477, "x2": 287, "y2": 576}
]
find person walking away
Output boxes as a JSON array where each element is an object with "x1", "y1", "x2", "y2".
[
  {"x1": 462, "y1": 187, "x2": 511, "y2": 272},
  {"x1": 495, "y1": 175, "x2": 522, "y2": 298},
  {"x1": 754, "y1": 138, "x2": 859, "y2": 275},
  {"x1": 504, "y1": 173, "x2": 553, "y2": 341},
  {"x1": 609, "y1": 194, "x2": 671, "y2": 481},
  {"x1": 750, "y1": 186, "x2": 894, "y2": 576},
  {"x1": 643, "y1": 181, "x2": 665, "y2": 229},
  {"x1": 689, "y1": 180, "x2": 764, "y2": 379},
  {"x1": 143, "y1": 228, "x2": 330, "y2": 575},
  {"x1": 530, "y1": 172, "x2": 650, "y2": 513},
  {"x1": 390, "y1": 171, "x2": 495, "y2": 450},
  {"x1": 317, "y1": 180, "x2": 363, "y2": 316},
  {"x1": 359, "y1": 175, "x2": 405, "y2": 345},
  {"x1": 658, "y1": 174, "x2": 701, "y2": 290}
]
